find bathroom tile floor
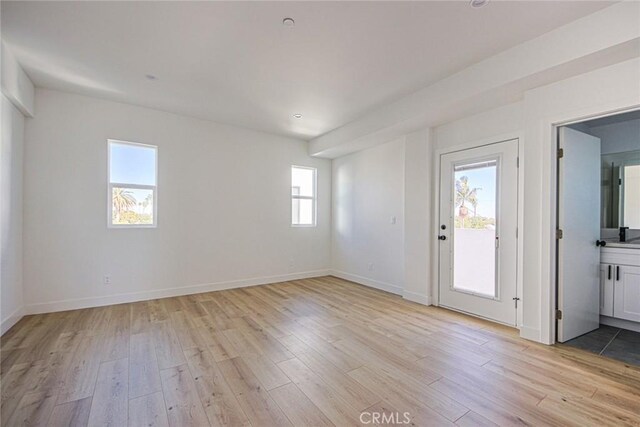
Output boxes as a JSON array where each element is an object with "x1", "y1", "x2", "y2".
[{"x1": 564, "y1": 325, "x2": 640, "y2": 366}]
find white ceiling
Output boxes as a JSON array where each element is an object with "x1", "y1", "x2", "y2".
[{"x1": 2, "y1": 1, "x2": 614, "y2": 140}]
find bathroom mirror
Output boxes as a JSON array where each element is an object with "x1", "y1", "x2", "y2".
[{"x1": 601, "y1": 149, "x2": 640, "y2": 229}]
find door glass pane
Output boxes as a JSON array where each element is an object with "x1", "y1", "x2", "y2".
[{"x1": 452, "y1": 160, "x2": 498, "y2": 298}]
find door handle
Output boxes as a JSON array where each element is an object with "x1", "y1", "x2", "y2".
[
  {"x1": 616, "y1": 266, "x2": 620, "y2": 281},
  {"x1": 608, "y1": 265, "x2": 612, "y2": 281},
  {"x1": 596, "y1": 240, "x2": 607, "y2": 247},
  {"x1": 438, "y1": 235, "x2": 447, "y2": 241}
]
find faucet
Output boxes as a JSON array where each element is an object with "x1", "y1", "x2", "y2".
[{"x1": 619, "y1": 226, "x2": 629, "y2": 242}]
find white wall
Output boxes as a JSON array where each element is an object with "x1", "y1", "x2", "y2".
[
  {"x1": 435, "y1": 102, "x2": 523, "y2": 151},
  {"x1": 1, "y1": 42, "x2": 34, "y2": 334},
  {"x1": 331, "y1": 138, "x2": 405, "y2": 293},
  {"x1": 329, "y1": 105, "x2": 523, "y2": 305},
  {"x1": 330, "y1": 129, "x2": 433, "y2": 305},
  {"x1": 1, "y1": 95, "x2": 25, "y2": 333},
  {"x1": 590, "y1": 119, "x2": 640, "y2": 155},
  {"x1": 403, "y1": 129, "x2": 432, "y2": 304},
  {"x1": 23, "y1": 89, "x2": 331, "y2": 313},
  {"x1": 332, "y1": 59, "x2": 639, "y2": 345}
]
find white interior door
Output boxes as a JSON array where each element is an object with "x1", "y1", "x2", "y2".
[
  {"x1": 438, "y1": 139, "x2": 518, "y2": 326},
  {"x1": 557, "y1": 127, "x2": 601, "y2": 342}
]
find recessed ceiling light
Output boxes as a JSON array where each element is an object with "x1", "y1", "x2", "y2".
[
  {"x1": 145, "y1": 74, "x2": 158, "y2": 80},
  {"x1": 293, "y1": 113, "x2": 302, "y2": 119},
  {"x1": 282, "y1": 17, "x2": 295, "y2": 27},
  {"x1": 470, "y1": 0, "x2": 489, "y2": 7}
]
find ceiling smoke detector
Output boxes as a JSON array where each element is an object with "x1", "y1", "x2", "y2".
[
  {"x1": 145, "y1": 74, "x2": 158, "y2": 81},
  {"x1": 293, "y1": 114, "x2": 302, "y2": 119},
  {"x1": 470, "y1": 0, "x2": 489, "y2": 8},
  {"x1": 282, "y1": 17, "x2": 295, "y2": 27}
]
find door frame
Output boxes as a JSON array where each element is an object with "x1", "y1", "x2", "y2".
[
  {"x1": 432, "y1": 134, "x2": 524, "y2": 329},
  {"x1": 551, "y1": 106, "x2": 640, "y2": 344}
]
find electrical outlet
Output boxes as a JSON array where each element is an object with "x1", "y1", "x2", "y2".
[
  {"x1": 390, "y1": 216, "x2": 397, "y2": 224},
  {"x1": 103, "y1": 275, "x2": 111, "y2": 285},
  {"x1": 288, "y1": 258, "x2": 295, "y2": 269},
  {"x1": 367, "y1": 263, "x2": 374, "y2": 271}
]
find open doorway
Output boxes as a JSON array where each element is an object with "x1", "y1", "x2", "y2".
[{"x1": 556, "y1": 109, "x2": 640, "y2": 366}]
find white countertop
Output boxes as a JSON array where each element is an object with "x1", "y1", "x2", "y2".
[{"x1": 603, "y1": 240, "x2": 640, "y2": 249}]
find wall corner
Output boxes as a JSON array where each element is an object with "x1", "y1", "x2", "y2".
[{"x1": 1, "y1": 42, "x2": 35, "y2": 117}]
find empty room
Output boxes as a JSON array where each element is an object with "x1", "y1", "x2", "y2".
[{"x1": 2, "y1": 1, "x2": 640, "y2": 426}]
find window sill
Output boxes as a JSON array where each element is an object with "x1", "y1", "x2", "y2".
[{"x1": 108, "y1": 224, "x2": 157, "y2": 229}]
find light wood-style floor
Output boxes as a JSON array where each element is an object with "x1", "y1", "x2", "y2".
[{"x1": 2, "y1": 276, "x2": 640, "y2": 426}]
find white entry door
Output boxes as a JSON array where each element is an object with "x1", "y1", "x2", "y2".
[
  {"x1": 438, "y1": 139, "x2": 519, "y2": 326},
  {"x1": 557, "y1": 127, "x2": 601, "y2": 342}
]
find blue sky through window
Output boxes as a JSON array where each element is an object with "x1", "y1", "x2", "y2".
[
  {"x1": 109, "y1": 142, "x2": 156, "y2": 185},
  {"x1": 454, "y1": 165, "x2": 496, "y2": 218}
]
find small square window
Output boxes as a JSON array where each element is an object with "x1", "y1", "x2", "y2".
[{"x1": 108, "y1": 140, "x2": 157, "y2": 227}]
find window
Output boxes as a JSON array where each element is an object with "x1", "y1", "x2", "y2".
[
  {"x1": 291, "y1": 166, "x2": 316, "y2": 226},
  {"x1": 108, "y1": 140, "x2": 157, "y2": 227},
  {"x1": 452, "y1": 159, "x2": 498, "y2": 298}
]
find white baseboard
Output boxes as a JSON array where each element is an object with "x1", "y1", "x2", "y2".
[
  {"x1": 329, "y1": 270, "x2": 403, "y2": 295},
  {"x1": 600, "y1": 315, "x2": 640, "y2": 333},
  {"x1": 1, "y1": 306, "x2": 25, "y2": 335},
  {"x1": 520, "y1": 325, "x2": 543, "y2": 343},
  {"x1": 402, "y1": 290, "x2": 432, "y2": 306},
  {"x1": 25, "y1": 270, "x2": 331, "y2": 315}
]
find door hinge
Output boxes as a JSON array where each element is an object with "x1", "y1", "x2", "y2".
[
  {"x1": 512, "y1": 297, "x2": 520, "y2": 308},
  {"x1": 556, "y1": 229, "x2": 563, "y2": 239},
  {"x1": 556, "y1": 309, "x2": 563, "y2": 320},
  {"x1": 557, "y1": 148, "x2": 564, "y2": 159},
  {"x1": 516, "y1": 157, "x2": 520, "y2": 168}
]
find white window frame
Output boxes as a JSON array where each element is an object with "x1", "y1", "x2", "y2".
[
  {"x1": 107, "y1": 139, "x2": 158, "y2": 229},
  {"x1": 291, "y1": 165, "x2": 317, "y2": 227}
]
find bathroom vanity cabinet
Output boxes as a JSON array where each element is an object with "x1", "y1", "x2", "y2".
[{"x1": 600, "y1": 247, "x2": 640, "y2": 323}]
